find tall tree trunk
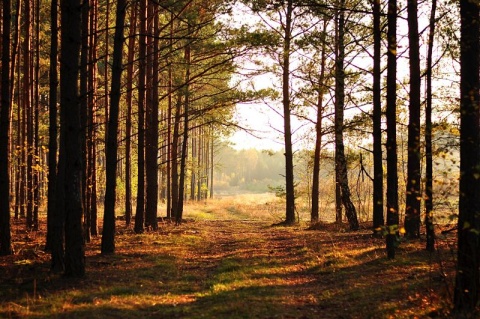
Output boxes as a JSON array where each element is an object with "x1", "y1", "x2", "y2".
[
  {"x1": 50, "y1": 0, "x2": 65, "y2": 273},
  {"x1": 404, "y1": 0, "x2": 421, "y2": 239},
  {"x1": 386, "y1": 0, "x2": 399, "y2": 259},
  {"x1": 124, "y1": 3, "x2": 137, "y2": 226},
  {"x1": 134, "y1": 0, "x2": 147, "y2": 234},
  {"x1": 454, "y1": 0, "x2": 480, "y2": 313},
  {"x1": 145, "y1": 2, "x2": 159, "y2": 230},
  {"x1": 102, "y1": 0, "x2": 127, "y2": 254},
  {"x1": 80, "y1": 0, "x2": 90, "y2": 242},
  {"x1": 335, "y1": 0, "x2": 358, "y2": 231},
  {"x1": 171, "y1": 95, "x2": 182, "y2": 221},
  {"x1": 166, "y1": 11, "x2": 174, "y2": 218},
  {"x1": 61, "y1": 0, "x2": 85, "y2": 277},
  {"x1": 0, "y1": 0, "x2": 13, "y2": 256},
  {"x1": 283, "y1": 0, "x2": 296, "y2": 225},
  {"x1": 11, "y1": 0, "x2": 21, "y2": 222},
  {"x1": 425, "y1": 0, "x2": 436, "y2": 253},
  {"x1": 24, "y1": 0, "x2": 33, "y2": 230},
  {"x1": 175, "y1": 35, "x2": 192, "y2": 225},
  {"x1": 32, "y1": 0, "x2": 40, "y2": 231},
  {"x1": 88, "y1": 0, "x2": 99, "y2": 237},
  {"x1": 46, "y1": 0, "x2": 59, "y2": 253},
  {"x1": 372, "y1": 0, "x2": 384, "y2": 231},
  {"x1": 311, "y1": 19, "x2": 328, "y2": 224}
]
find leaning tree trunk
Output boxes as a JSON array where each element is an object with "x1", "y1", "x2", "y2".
[{"x1": 334, "y1": 0, "x2": 358, "y2": 231}]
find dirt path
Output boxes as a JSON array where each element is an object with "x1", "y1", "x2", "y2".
[{"x1": 1, "y1": 219, "x2": 453, "y2": 318}]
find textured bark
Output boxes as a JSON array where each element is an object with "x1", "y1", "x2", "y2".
[{"x1": 145, "y1": 2, "x2": 159, "y2": 230}]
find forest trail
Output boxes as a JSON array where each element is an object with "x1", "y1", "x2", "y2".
[{"x1": 1, "y1": 219, "x2": 453, "y2": 318}]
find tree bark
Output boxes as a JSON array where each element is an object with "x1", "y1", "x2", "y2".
[
  {"x1": 102, "y1": 0, "x2": 127, "y2": 254},
  {"x1": 454, "y1": 0, "x2": 480, "y2": 313},
  {"x1": 335, "y1": 0, "x2": 358, "y2": 231},
  {"x1": 46, "y1": 0, "x2": 59, "y2": 253},
  {"x1": 283, "y1": 0, "x2": 296, "y2": 225},
  {"x1": 404, "y1": 0, "x2": 421, "y2": 239},
  {"x1": 134, "y1": 0, "x2": 147, "y2": 234},
  {"x1": 0, "y1": 0, "x2": 13, "y2": 256},
  {"x1": 145, "y1": 1, "x2": 159, "y2": 230},
  {"x1": 311, "y1": 19, "x2": 328, "y2": 224},
  {"x1": 386, "y1": 0, "x2": 399, "y2": 259},
  {"x1": 61, "y1": 0, "x2": 85, "y2": 277},
  {"x1": 372, "y1": 0, "x2": 384, "y2": 231},
  {"x1": 124, "y1": 3, "x2": 137, "y2": 226},
  {"x1": 425, "y1": 0, "x2": 436, "y2": 253}
]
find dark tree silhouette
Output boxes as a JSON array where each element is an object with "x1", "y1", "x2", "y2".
[
  {"x1": 102, "y1": 0, "x2": 127, "y2": 254},
  {"x1": 454, "y1": 0, "x2": 480, "y2": 313},
  {"x1": 61, "y1": 0, "x2": 85, "y2": 277},
  {"x1": 0, "y1": 0, "x2": 13, "y2": 256}
]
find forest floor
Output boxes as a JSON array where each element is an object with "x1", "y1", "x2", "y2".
[{"x1": 0, "y1": 195, "x2": 458, "y2": 318}]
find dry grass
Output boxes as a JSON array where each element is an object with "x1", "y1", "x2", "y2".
[{"x1": 0, "y1": 194, "x2": 458, "y2": 318}]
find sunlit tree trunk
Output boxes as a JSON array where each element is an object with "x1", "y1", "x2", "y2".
[
  {"x1": 134, "y1": 0, "x2": 147, "y2": 234},
  {"x1": 124, "y1": 3, "x2": 137, "y2": 227}
]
